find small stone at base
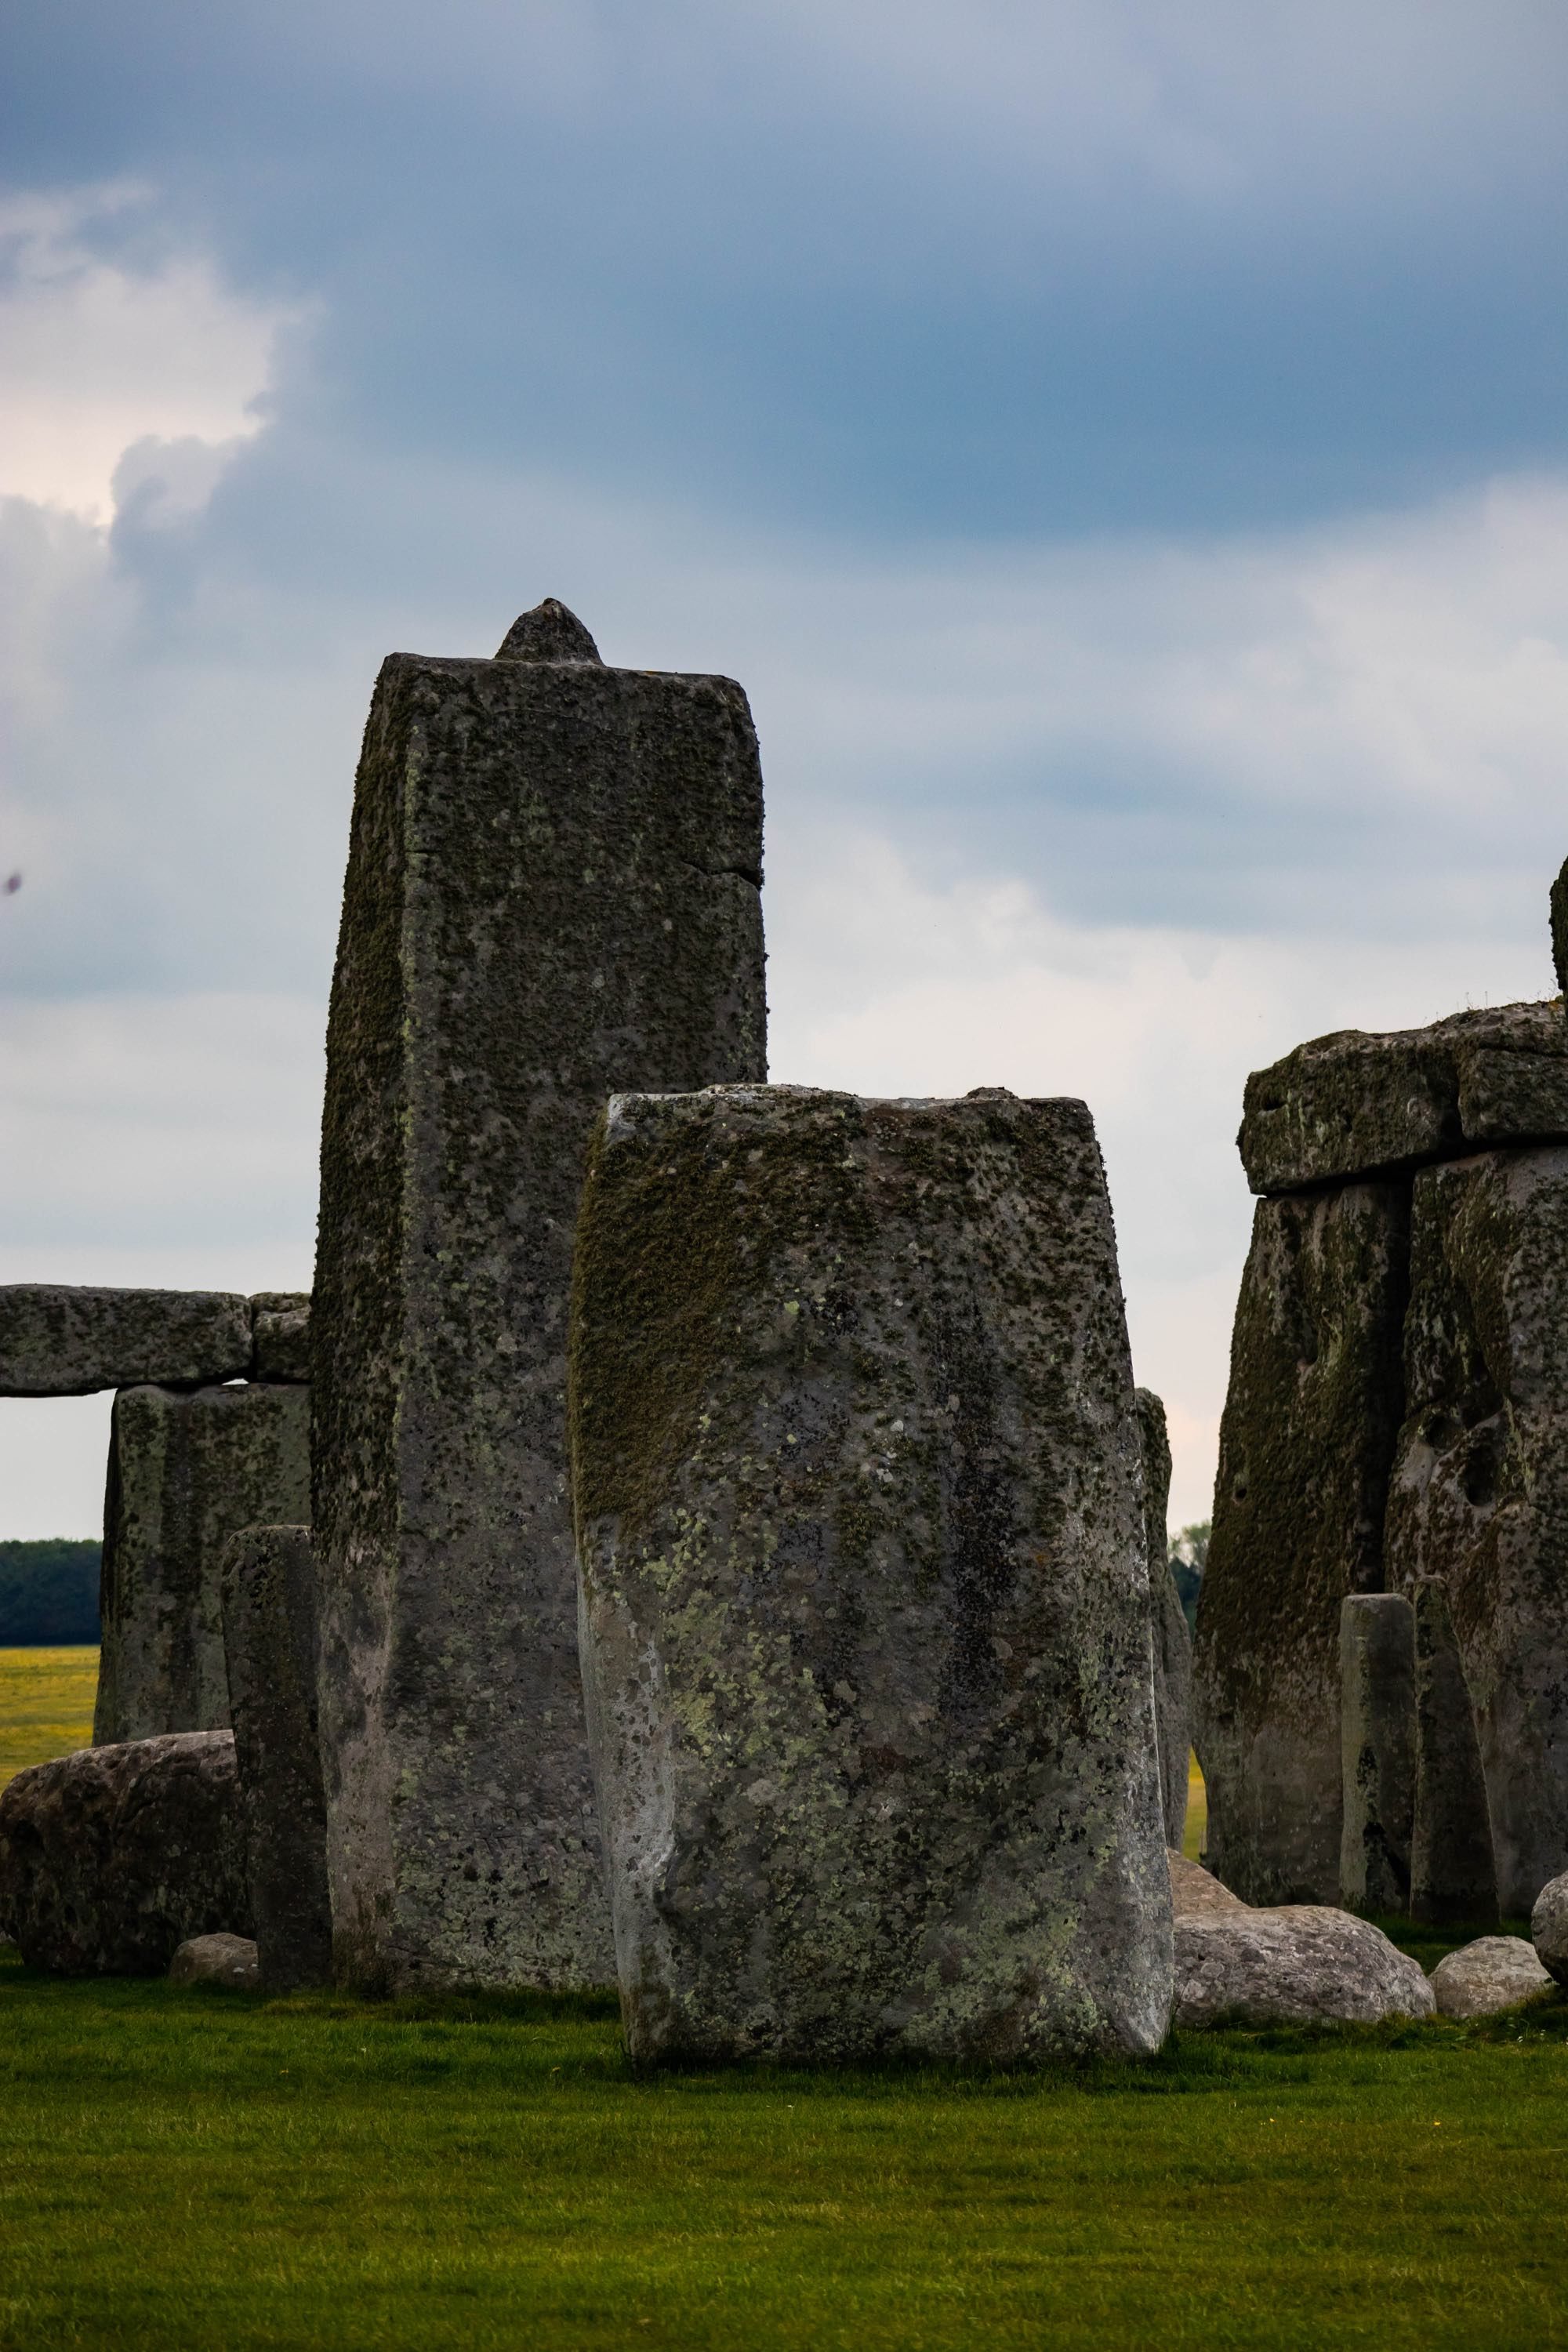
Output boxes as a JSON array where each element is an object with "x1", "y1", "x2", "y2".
[{"x1": 169, "y1": 1933, "x2": 259, "y2": 1988}]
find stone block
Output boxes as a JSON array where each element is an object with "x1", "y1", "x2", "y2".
[
  {"x1": 1237, "y1": 1002, "x2": 1568, "y2": 1195},
  {"x1": 1409, "y1": 1577, "x2": 1498, "y2": 1926},
  {"x1": 1385, "y1": 1149, "x2": 1568, "y2": 1913},
  {"x1": 1428, "y1": 1936, "x2": 1551, "y2": 2020},
  {"x1": 1173, "y1": 1907, "x2": 1435, "y2": 2027},
  {"x1": 250, "y1": 1294, "x2": 310, "y2": 1382},
  {"x1": 571, "y1": 1083, "x2": 1171, "y2": 2065},
  {"x1": 220, "y1": 1524, "x2": 332, "y2": 1991},
  {"x1": 313, "y1": 604, "x2": 766, "y2": 1992},
  {"x1": 1168, "y1": 1853, "x2": 1248, "y2": 1918},
  {"x1": 169, "y1": 1932, "x2": 260, "y2": 1988},
  {"x1": 1338, "y1": 1592, "x2": 1415, "y2": 1913},
  {"x1": 1530, "y1": 1869, "x2": 1568, "y2": 1984},
  {"x1": 0, "y1": 1284, "x2": 251, "y2": 1396},
  {"x1": 95, "y1": 1383, "x2": 311, "y2": 1746},
  {"x1": 1193, "y1": 1181, "x2": 1409, "y2": 1904},
  {"x1": 0, "y1": 1731, "x2": 249, "y2": 1974},
  {"x1": 1136, "y1": 1388, "x2": 1191, "y2": 1850}
]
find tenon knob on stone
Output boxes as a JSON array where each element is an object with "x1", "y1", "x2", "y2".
[{"x1": 494, "y1": 599, "x2": 603, "y2": 663}]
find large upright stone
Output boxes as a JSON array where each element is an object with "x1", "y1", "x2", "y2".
[
  {"x1": 220, "y1": 1525, "x2": 332, "y2": 1991},
  {"x1": 1385, "y1": 1149, "x2": 1568, "y2": 1912},
  {"x1": 1338, "y1": 1592, "x2": 1415, "y2": 1913},
  {"x1": 94, "y1": 1383, "x2": 311, "y2": 1744},
  {"x1": 0, "y1": 1285, "x2": 251, "y2": 1396},
  {"x1": 314, "y1": 604, "x2": 767, "y2": 1991},
  {"x1": 1193, "y1": 1181, "x2": 1409, "y2": 1904},
  {"x1": 1135, "y1": 1388, "x2": 1191, "y2": 1851},
  {"x1": 570, "y1": 1083, "x2": 1171, "y2": 2065},
  {"x1": 1409, "y1": 1577, "x2": 1498, "y2": 1926}
]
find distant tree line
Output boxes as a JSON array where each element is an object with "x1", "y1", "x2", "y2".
[
  {"x1": 0, "y1": 1541, "x2": 101, "y2": 1645},
  {"x1": 1167, "y1": 1520, "x2": 1208, "y2": 1638}
]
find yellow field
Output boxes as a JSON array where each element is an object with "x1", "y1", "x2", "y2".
[
  {"x1": 0, "y1": 1646, "x2": 100, "y2": 1788},
  {"x1": 1183, "y1": 1750, "x2": 1207, "y2": 1860}
]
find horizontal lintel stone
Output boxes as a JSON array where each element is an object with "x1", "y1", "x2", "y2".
[{"x1": 0, "y1": 1285, "x2": 252, "y2": 1397}]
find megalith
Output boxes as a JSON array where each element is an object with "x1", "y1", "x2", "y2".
[
  {"x1": 1135, "y1": 1387, "x2": 1191, "y2": 1850},
  {"x1": 0, "y1": 1284, "x2": 251, "y2": 1396},
  {"x1": 312, "y1": 603, "x2": 767, "y2": 1991},
  {"x1": 570, "y1": 1083, "x2": 1171, "y2": 2065},
  {"x1": 1409, "y1": 1577, "x2": 1498, "y2": 1926},
  {"x1": 1193, "y1": 1181, "x2": 1409, "y2": 1904},
  {"x1": 221, "y1": 1524, "x2": 332, "y2": 1991},
  {"x1": 1338, "y1": 1592, "x2": 1414, "y2": 1913},
  {"x1": 1385, "y1": 1148, "x2": 1568, "y2": 1912},
  {"x1": 94, "y1": 1382, "x2": 311, "y2": 1744}
]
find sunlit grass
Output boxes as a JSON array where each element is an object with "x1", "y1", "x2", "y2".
[{"x1": 0, "y1": 1645, "x2": 98, "y2": 1787}]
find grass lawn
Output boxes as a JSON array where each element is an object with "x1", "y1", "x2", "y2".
[{"x1": 0, "y1": 1646, "x2": 98, "y2": 1788}]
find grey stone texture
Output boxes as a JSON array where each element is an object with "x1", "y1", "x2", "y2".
[
  {"x1": 1428, "y1": 1936, "x2": 1552, "y2": 2020},
  {"x1": 0, "y1": 1284, "x2": 251, "y2": 1396},
  {"x1": 313, "y1": 608, "x2": 766, "y2": 1992},
  {"x1": 1237, "y1": 1001, "x2": 1568, "y2": 1196},
  {"x1": 1338, "y1": 1593, "x2": 1415, "y2": 1913},
  {"x1": 571, "y1": 1082, "x2": 1171, "y2": 2065},
  {"x1": 1168, "y1": 1853, "x2": 1248, "y2": 1918},
  {"x1": 1385, "y1": 1149, "x2": 1568, "y2": 1915},
  {"x1": 1551, "y1": 861, "x2": 1568, "y2": 1004},
  {"x1": 1408, "y1": 1577, "x2": 1498, "y2": 1927},
  {"x1": 1136, "y1": 1388, "x2": 1192, "y2": 1851},
  {"x1": 0, "y1": 1730, "x2": 250, "y2": 1974},
  {"x1": 95, "y1": 1382, "x2": 311, "y2": 1746},
  {"x1": 220, "y1": 1524, "x2": 332, "y2": 1991},
  {"x1": 1530, "y1": 1868, "x2": 1568, "y2": 1985},
  {"x1": 169, "y1": 1932, "x2": 260, "y2": 1988},
  {"x1": 250, "y1": 1294, "x2": 310, "y2": 1381},
  {"x1": 1172, "y1": 1907, "x2": 1436, "y2": 2028},
  {"x1": 1193, "y1": 1180, "x2": 1409, "y2": 1905}
]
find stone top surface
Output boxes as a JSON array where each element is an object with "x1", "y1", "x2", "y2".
[
  {"x1": 1238, "y1": 999, "x2": 1568, "y2": 1195},
  {"x1": 494, "y1": 597, "x2": 603, "y2": 663}
]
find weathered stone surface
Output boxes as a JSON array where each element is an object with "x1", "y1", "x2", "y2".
[
  {"x1": 1136, "y1": 1388, "x2": 1191, "y2": 1850},
  {"x1": 1338, "y1": 1593, "x2": 1415, "y2": 1912},
  {"x1": 1551, "y1": 862, "x2": 1568, "y2": 1004},
  {"x1": 0, "y1": 1284, "x2": 251, "y2": 1397},
  {"x1": 1237, "y1": 1002, "x2": 1568, "y2": 1196},
  {"x1": 1409, "y1": 1577, "x2": 1498, "y2": 1926},
  {"x1": 1169, "y1": 1852, "x2": 1248, "y2": 1918},
  {"x1": 495, "y1": 597, "x2": 602, "y2": 663},
  {"x1": 0, "y1": 1731, "x2": 249, "y2": 1974},
  {"x1": 571, "y1": 1083, "x2": 1171, "y2": 2065},
  {"x1": 221, "y1": 1524, "x2": 332, "y2": 1991},
  {"x1": 1428, "y1": 1935, "x2": 1552, "y2": 2020},
  {"x1": 169, "y1": 1931, "x2": 259, "y2": 1988},
  {"x1": 1173, "y1": 1907, "x2": 1436, "y2": 2028},
  {"x1": 1385, "y1": 1149, "x2": 1568, "y2": 1914},
  {"x1": 95, "y1": 1383, "x2": 311, "y2": 1746},
  {"x1": 250, "y1": 1294, "x2": 310, "y2": 1382},
  {"x1": 1530, "y1": 1869, "x2": 1568, "y2": 1984},
  {"x1": 1194, "y1": 1181, "x2": 1410, "y2": 1905},
  {"x1": 314, "y1": 612, "x2": 766, "y2": 1992}
]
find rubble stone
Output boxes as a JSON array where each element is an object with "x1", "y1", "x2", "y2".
[
  {"x1": 1173, "y1": 1907, "x2": 1436, "y2": 2028},
  {"x1": 0, "y1": 1284, "x2": 251, "y2": 1396},
  {"x1": 1409, "y1": 1577, "x2": 1499, "y2": 1926},
  {"x1": 1530, "y1": 1869, "x2": 1568, "y2": 1985},
  {"x1": 1137, "y1": 1388, "x2": 1192, "y2": 1851},
  {"x1": 1338, "y1": 1592, "x2": 1415, "y2": 1913},
  {"x1": 1428, "y1": 1936, "x2": 1552, "y2": 2020},
  {"x1": 313, "y1": 608, "x2": 766, "y2": 1991},
  {"x1": 571, "y1": 1083, "x2": 1171, "y2": 2065},
  {"x1": 1193, "y1": 1181, "x2": 1410, "y2": 1904},
  {"x1": 169, "y1": 1932, "x2": 260, "y2": 1988}
]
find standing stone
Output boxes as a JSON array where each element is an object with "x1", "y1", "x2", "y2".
[
  {"x1": 1409, "y1": 1577, "x2": 1498, "y2": 1926},
  {"x1": 1385, "y1": 1149, "x2": 1568, "y2": 1912},
  {"x1": 313, "y1": 604, "x2": 766, "y2": 1991},
  {"x1": 570, "y1": 1083, "x2": 1171, "y2": 2065},
  {"x1": 94, "y1": 1383, "x2": 311, "y2": 1745},
  {"x1": 1135, "y1": 1388, "x2": 1191, "y2": 1850},
  {"x1": 220, "y1": 1524, "x2": 332, "y2": 1991},
  {"x1": 0, "y1": 1284, "x2": 251, "y2": 1396},
  {"x1": 1338, "y1": 1592, "x2": 1415, "y2": 1914},
  {"x1": 1193, "y1": 1181, "x2": 1410, "y2": 1904}
]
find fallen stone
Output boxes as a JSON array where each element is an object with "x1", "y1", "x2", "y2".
[
  {"x1": 1338, "y1": 1592, "x2": 1415, "y2": 1912},
  {"x1": 1169, "y1": 1852, "x2": 1248, "y2": 1918},
  {"x1": 1428, "y1": 1936, "x2": 1552, "y2": 2020},
  {"x1": 0, "y1": 1284, "x2": 251, "y2": 1397},
  {"x1": 1194, "y1": 1181, "x2": 1409, "y2": 1905},
  {"x1": 169, "y1": 1931, "x2": 260, "y2": 1989},
  {"x1": 95, "y1": 1382, "x2": 311, "y2": 1745},
  {"x1": 1237, "y1": 1001, "x2": 1568, "y2": 1196},
  {"x1": 1408, "y1": 1578, "x2": 1498, "y2": 1926},
  {"x1": 0, "y1": 1731, "x2": 250, "y2": 1974},
  {"x1": 221, "y1": 1525, "x2": 332, "y2": 1991},
  {"x1": 1137, "y1": 1388, "x2": 1192, "y2": 1851},
  {"x1": 1385, "y1": 1149, "x2": 1568, "y2": 1915},
  {"x1": 250, "y1": 1294, "x2": 310, "y2": 1382},
  {"x1": 1530, "y1": 1869, "x2": 1568, "y2": 1985},
  {"x1": 313, "y1": 604, "x2": 767, "y2": 1991},
  {"x1": 1173, "y1": 1907, "x2": 1436, "y2": 2028},
  {"x1": 572, "y1": 1083, "x2": 1171, "y2": 2065}
]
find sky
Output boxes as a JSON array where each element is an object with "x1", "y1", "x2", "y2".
[{"x1": 4, "y1": 0, "x2": 1568, "y2": 1533}]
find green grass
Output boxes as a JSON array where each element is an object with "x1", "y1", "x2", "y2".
[
  {"x1": 2, "y1": 1951, "x2": 1566, "y2": 2351},
  {"x1": 0, "y1": 1646, "x2": 98, "y2": 1788}
]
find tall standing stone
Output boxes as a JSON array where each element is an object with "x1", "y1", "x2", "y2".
[
  {"x1": 1193, "y1": 1181, "x2": 1410, "y2": 1904},
  {"x1": 1338, "y1": 1593, "x2": 1415, "y2": 1913},
  {"x1": 571, "y1": 1084, "x2": 1171, "y2": 2065},
  {"x1": 221, "y1": 1524, "x2": 332, "y2": 1991},
  {"x1": 1409, "y1": 1577, "x2": 1498, "y2": 1926},
  {"x1": 94, "y1": 1383, "x2": 311, "y2": 1744},
  {"x1": 1135, "y1": 1388, "x2": 1191, "y2": 1850},
  {"x1": 313, "y1": 604, "x2": 767, "y2": 1991}
]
